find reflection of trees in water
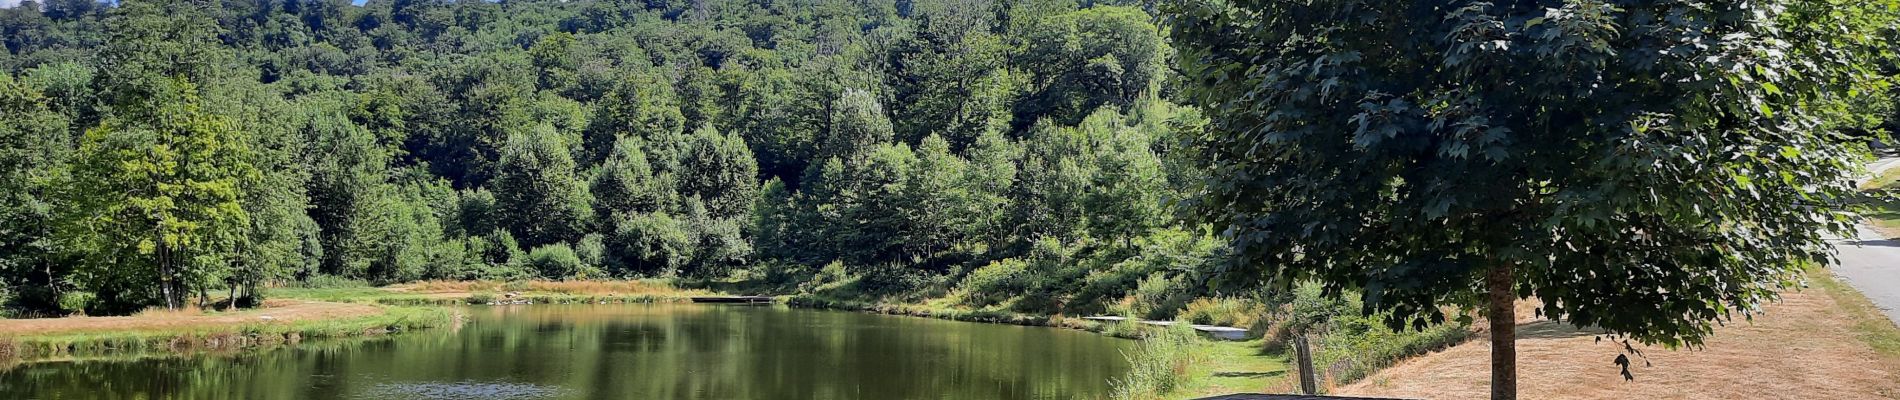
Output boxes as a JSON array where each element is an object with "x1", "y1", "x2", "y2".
[{"x1": 0, "y1": 305, "x2": 1134, "y2": 399}]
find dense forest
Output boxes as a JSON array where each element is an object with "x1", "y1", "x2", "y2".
[{"x1": 0, "y1": 0, "x2": 1223, "y2": 316}]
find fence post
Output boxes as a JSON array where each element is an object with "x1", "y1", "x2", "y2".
[{"x1": 1294, "y1": 331, "x2": 1318, "y2": 394}]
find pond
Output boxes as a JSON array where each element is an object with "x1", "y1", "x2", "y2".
[{"x1": 0, "y1": 304, "x2": 1135, "y2": 399}]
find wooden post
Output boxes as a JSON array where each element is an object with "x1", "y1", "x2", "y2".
[{"x1": 1294, "y1": 331, "x2": 1317, "y2": 394}]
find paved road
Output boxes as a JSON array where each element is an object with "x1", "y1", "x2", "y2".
[
  {"x1": 1833, "y1": 224, "x2": 1900, "y2": 326},
  {"x1": 1836, "y1": 156, "x2": 1900, "y2": 326}
]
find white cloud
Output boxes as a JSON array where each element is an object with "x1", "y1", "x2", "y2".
[{"x1": 0, "y1": 0, "x2": 24, "y2": 9}]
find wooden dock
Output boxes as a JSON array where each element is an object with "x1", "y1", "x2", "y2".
[
  {"x1": 689, "y1": 296, "x2": 776, "y2": 304},
  {"x1": 1082, "y1": 316, "x2": 1250, "y2": 340}
]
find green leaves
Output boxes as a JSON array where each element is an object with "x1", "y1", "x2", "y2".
[
  {"x1": 495, "y1": 123, "x2": 591, "y2": 248},
  {"x1": 65, "y1": 77, "x2": 256, "y2": 311},
  {"x1": 1166, "y1": 0, "x2": 1889, "y2": 351}
]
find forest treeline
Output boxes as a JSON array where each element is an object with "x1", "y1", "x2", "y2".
[{"x1": 0, "y1": 0, "x2": 1222, "y2": 316}]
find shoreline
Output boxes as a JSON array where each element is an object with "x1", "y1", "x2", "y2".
[
  {"x1": 0, "y1": 282, "x2": 1297, "y2": 399},
  {"x1": 0, "y1": 304, "x2": 458, "y2": 367}
]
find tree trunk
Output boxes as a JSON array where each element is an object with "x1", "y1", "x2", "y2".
[
  {"x1": 1294, "y1": 331, "x2": 1318, "y2": 394},
  {"x1": 229, "y1": 282, "x2": 239, "y2": 311},
  {"x1": 159, "y1": 242, "x2": 177, "y2": 311},
  {"x1": 1487, "y1": 261, "x2": 1518, "y2": 400}
]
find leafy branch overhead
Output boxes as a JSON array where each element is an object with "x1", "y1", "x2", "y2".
[{"x1": 1165, "y1": 0, "x2": 1895, "y2": 349}]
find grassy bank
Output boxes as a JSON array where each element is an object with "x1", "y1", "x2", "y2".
[
  {"x1": 272, "y1": 279, "x2": 718, "y2": 306},
  {"x1": 788, "y1": 292, "x2": 1469, "y2": 399},
  {"x1": 0, "y1": 279, "x2": 710, "y2": 366},
  {"x1": 0, "y1": 305, "x2": 455, "y2": 366},
  {"x1": 1108, "y1": 327, "x2": 1296, "y2": 400},
  {"x1": 784, "y1": 294, "x2": 1108, "y2": 332}
]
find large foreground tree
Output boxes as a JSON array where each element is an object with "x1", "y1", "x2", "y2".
[{"x1": 1164, "y1": 1, "x2": 1894, "y2": 398}]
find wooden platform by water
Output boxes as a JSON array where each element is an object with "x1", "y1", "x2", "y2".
[{"x1": 689, "y1": 296, "x2": 776, "y2": 304}]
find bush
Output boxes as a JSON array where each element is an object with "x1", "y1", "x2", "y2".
[
  {"x1": 955, "y1": 259, "x2": 1029, "y2": 306},
  {"x1": 576, "y1": 233, "x2": 606, "y2": 268},
  {"x1": 1179, "y1": 297, "x2": 1265, "y2": 328},
  {"x1": 1131, "y1": 272, "x2": 1192, "y2": 320},
  {"x1": 57, "y1": 291, "x2": 96, "y2": 314},
  {"x1": 607, "y1": 212, "x2": 696, "y2": 277},
  {"x1": 292, "y1": 275, "x2": 373, "y2": 289},
  {"x1": 799, "y1": 261, "x2": 852, "y2": 294},
  {"x1": 526, "y1": 243, "x2": 588, "y2": 279},
  {"x1": 1316, "y1": 313, "x2": 1471, "y2": 386},
  {"x1": 1266, "y1": 282, "x2": 1472, "y2": 387}
]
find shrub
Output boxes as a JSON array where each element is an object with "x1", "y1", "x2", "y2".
[
  {"x1": 1131, "y1": 272, "x2": 1192, "y2": 320},
  {"x1": 1316, "y1": 313, "x2": 1472, "y2": 386},
  {"x1": 1179, "y1": 297, "x2": 1265, "y2": 328},
  {"x1": 57, "y1": 291, "x2": 96, "y2": 315},
  {"x1": 576, "y1": 233, "x2": 606, "y2": 268},
  {"x1": 292, "y1": 275, "x2": 373, "y2": 289},
  {"x1": 955, "y1": 259, "x2": 1028, "y2": 306},
  {"x1": 526, "y1": 243, "x2": 587, "y2": 279},
  {"x1": 799, "y1": 261, "x2": 853, "y2": 294},
  {"x1": 607, "y1": 212, "x2": 696, "y2": 277},
  {"x1": 466, "y1": 292, "x2": 498, "y2": 304}
]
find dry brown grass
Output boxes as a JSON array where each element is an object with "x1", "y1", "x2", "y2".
[
  {"x1": 1336, "y1": 280, "x2": 1900, "y2": 400},
  {"x1": 0, "y1": 300, "x2": 382, "y2": 336},
  {"x1": 388, "y1": 279, "x2": 709, "y2": 297},
  {"x1": 129, "y1": 305, "x2": 208, "y2": 318}
]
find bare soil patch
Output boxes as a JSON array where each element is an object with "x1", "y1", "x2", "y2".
[
  {"x1": 0, "y1": 300, "x2": 382, "y2": 336},
  {"x1": 1336, "y1": 287, "x2": 1900, "y2": 399}
]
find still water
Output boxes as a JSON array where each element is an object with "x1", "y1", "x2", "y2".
[{"x1": 1, "y1": 304, "x2": 1133, "y2": 399}]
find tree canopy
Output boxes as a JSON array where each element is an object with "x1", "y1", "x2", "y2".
[
  {"x1": 0, "y1": 0, "x2": 1219, "y2": 318},
  {"x1": 1165, "y1": 0, "x2": 1897, "y2": 397}
]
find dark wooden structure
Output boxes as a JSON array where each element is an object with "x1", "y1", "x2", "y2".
[{"x1": 688, "y1": 296, "x2": 775, "y2": 304}]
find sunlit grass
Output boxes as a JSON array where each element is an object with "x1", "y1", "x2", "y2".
[
  {"x1": 1168, "y1": 338, "x2": 1291, "y2": 399},
  {"x1": 271, "y1": 279, "x2": 715, "y2": 305},
  {"x1": 0, "y1": 306, "x2": 455, "y2": 366}
]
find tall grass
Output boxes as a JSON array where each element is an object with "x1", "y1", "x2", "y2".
[{"x1": 1110, "y1": 324, "x2": 1203, "y2": 400}]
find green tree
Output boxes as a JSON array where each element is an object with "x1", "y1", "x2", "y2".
[
  {"x1": 815, "y1": 88, "x2": 895, "y2": 165},
  {"x1": 962, "y1": 128, "x2": 1022, "y2": 253},
  {"x1": 1013, "y1": 6, "x2": 1162, "y2": 129},
  {"x1": 529, "y1": 32, "x2": 581, "y2": 92},
  {"x1": 680, "y1": 124, "x2": 760, "y2": 219},
  {"x1": 0, "y1": 73, "x2": 74, "y2": 312},
  {"x1": 900, "y1": 134, "x2": 975, "y2": 268},
  {"x1": 526, "y1": 242, "x2": 588, "y2": 280},
  {"x1": 607, "y1": 212, "x2": 697, "y2": 277},
  {"x1": 495, "y1": 123, "x2": 593, "y2": 248},
  {"x1": 591, "y1": 136, "x2": 664, "y2": 225},
  {"x1": 300, "y1": 93, "x2": 389, "y2": 277},
  {"x1": 1164, "y1": 1, "x2": 1896, "y2": 398},
  {"x1": 730, "y1": 67, "x2": 827, "y2": 182},
  {"x1": 63, "y1": 78, "x2": 254, "y2": 312}
]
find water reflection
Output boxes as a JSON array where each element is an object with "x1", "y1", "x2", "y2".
[{"x1": 0, "y1": 304, "x2": 1132, "y2": 400}]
